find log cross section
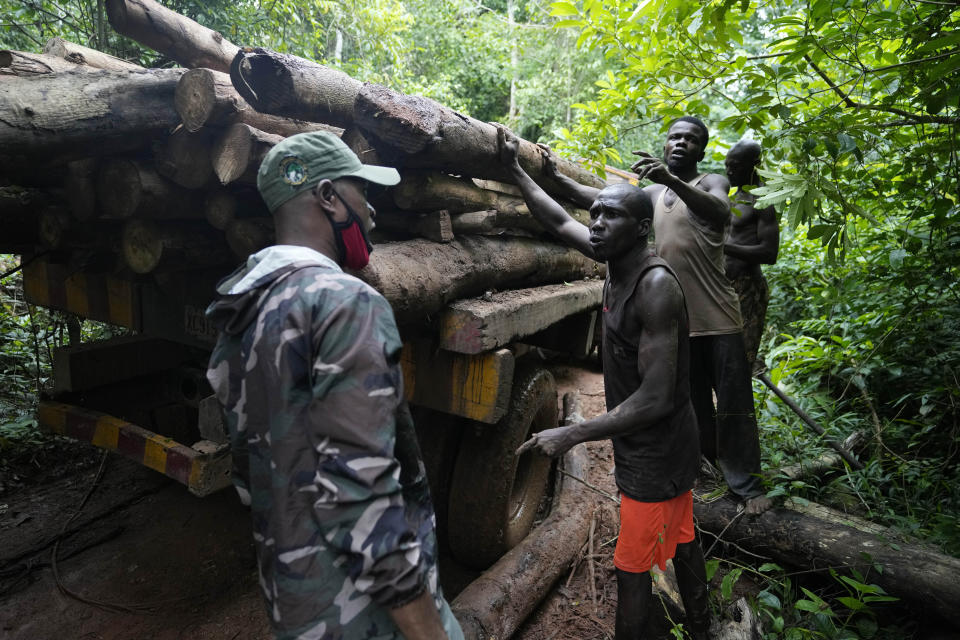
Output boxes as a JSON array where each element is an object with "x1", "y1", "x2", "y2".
[{"x1": 438, "y1": 280, "x2": 604, "y2": 354}]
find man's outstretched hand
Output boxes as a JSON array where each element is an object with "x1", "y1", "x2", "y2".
[
  {"x1": 631, "y1": 151, "x2": 674, "y2": 184},
  {"x1": 516, "y1": 426, "x2": 576, "y2": 458},
  {"x1": 494, "y1": 123, "x2": 521, "y2": 169}
]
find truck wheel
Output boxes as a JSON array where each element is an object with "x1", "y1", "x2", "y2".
[{"x1": 447, "y1": 364, "x2": 557, "y2": 569}]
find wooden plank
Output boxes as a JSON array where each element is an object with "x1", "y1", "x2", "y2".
[
  {"x1": 401, "y1": 341, "x2": 514, "y2": 424},
  {"x1": 52, "y1": 335, "x2": 194, "y2": 393},
  {"x1": 437, "y1": 280, "x2": 603, "y2": 354}
]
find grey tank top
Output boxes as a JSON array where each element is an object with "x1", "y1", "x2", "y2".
[
  {"x1": 602, "y1": 251, "x2": 699, "y2": 502},
  {"x1": 653, "y1": 176, "x2": 743, "y2": 336}
]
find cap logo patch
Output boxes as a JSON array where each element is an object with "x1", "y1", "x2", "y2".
[{"x1": 279, "y1": 156, "x2": 308, "y2": 185}]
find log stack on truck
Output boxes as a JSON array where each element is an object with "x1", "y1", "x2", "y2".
[{"x1": 0, "y1": 0, "x2": 608, "y2": 608}]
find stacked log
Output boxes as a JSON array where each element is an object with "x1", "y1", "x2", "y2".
[{"x1": 0, "y1": 20, "x2": 604, "y2": 328}]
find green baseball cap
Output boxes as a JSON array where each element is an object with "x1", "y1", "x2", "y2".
[{"x1": 257, "y1": 131, "x2": 400, "y2": 213}]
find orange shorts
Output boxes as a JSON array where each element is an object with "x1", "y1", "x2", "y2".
[{"x1": 613, "y1": 490, "x2": 695, "y2": 573}]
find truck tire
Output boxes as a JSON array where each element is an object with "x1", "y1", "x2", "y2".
[{"x1": 447, "y1": 364, "x2": 557, "y2": 569}]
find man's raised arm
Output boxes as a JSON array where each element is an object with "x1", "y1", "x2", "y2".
[
  {"x1": 632, "y1": 152, "x2": 731, "y2": 231},
  {"x1": 495, "y1": 125, "x2": 595, "y2": 259},
  {"x1": 537, "y1": 143, "x2": 602, "y2": 209}
]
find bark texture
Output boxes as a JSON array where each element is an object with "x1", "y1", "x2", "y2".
[
  {"x1": 451, "y1": 444, "x2": 598, "y2": 640},
  {"x1": 0, "y1": 69, "x2": 184, "y2": 167},
  {"x1": 0, "y1": 50, "x2": 84, "y2": 76},
  {"x1": 359, "y1": 236, "x2": 605, "y2": 325},
  {"x1": 695, "y1": 496, "x2": 960, "y2": 628},
  {"x1": 211, "y1": 123, "x2": 283, "y2": 185},
  {"x1": 42, "y1": 37, "x2": 143, "y2": 71},
  {"x1": 105, "y1": 0, "x2": 238, "y2": 73}
]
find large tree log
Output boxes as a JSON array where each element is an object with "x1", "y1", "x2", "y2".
[
  {"x1": 374, "y1": 210, "x2": 454, "y2": 243},
  {"x1": 694, "y1": 496, "x2": 960, "y2": 628},
  {"x1": 42, "y1": 37, "x2": 143, "y2": 71},
  {"x1": 97, "y1": 158, "x2": 202, "y2": 219},
  {"x1": 0, "y1": 50, "x2": 85, "y2": 76},
  {"x1": 0, "y1": 69, "x2": 184, "y2": 167},
  {"x1": 225, "y1": 217, "x2": 275, "y2": 258},
  {"x1": 451, "y1": 444, "x2": 599, "y2": 640},
  {"x1": 230, "y1": 48, "x2": 362, "y2": 129},
  {"x1": 153, "y1": 127, "x2": 214, "y2": 189},
  {"x1": 392, "y1": 171, "x2": 589, "y2": 230},
  {"x1": 202, "y1": 187, "x2": 268, "y2": 230},
  {"x1": 211, "y1": 123, "x2": 283, "y2": 185},
  {"x1": 229, "y1": 48, "x2": 605, "y2": 192},
  {"x1": 175, "y1": 68, "x2": 340, "y2": 138},
  {"x1": 359, "y1": 236, "x2": 605, "y2": 325},
  {"x1": 121, "y1": 219, "x2": 231, "y2": 273},
  {"x1": 105, "y1": 0, "x2": 238, "y2": 73}
]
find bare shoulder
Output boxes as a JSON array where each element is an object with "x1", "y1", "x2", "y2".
[
  {"x1": 699, "y1": 171, "x2": 730, "y2": 192},
  {"x1": 634, "y1": 265, "x2": 684, "y2": 317},
  {"x1": 644, "y1": 183, "x2": 667, "y2": 198}
]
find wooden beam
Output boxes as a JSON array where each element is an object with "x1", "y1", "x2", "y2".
[
  {"x1": 438, "y1": 280, "x2": 603, "y2": 354},
  {"x1": 401, "y1": 341, "x2": 514, "y2": 424},
  {"x1": 375, "y1": 210, "x2": 454, "y2": 243}
]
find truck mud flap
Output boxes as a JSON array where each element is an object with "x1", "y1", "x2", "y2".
[{"x1": 37, "y1": 400, "x2": 231, "y2": 497}]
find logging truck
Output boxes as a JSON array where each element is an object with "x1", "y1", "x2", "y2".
[{"x1": 2, "y1": 36, "x2": 611, "y2": 572}]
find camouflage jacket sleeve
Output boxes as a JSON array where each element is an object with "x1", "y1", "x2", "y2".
[{"x1": 306, "y1": 284, "x2": 427, "y2": 608}]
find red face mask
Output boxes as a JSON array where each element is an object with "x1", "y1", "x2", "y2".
[{"x1": 328, "y1": 187, "x2": 374, "y2": 270}]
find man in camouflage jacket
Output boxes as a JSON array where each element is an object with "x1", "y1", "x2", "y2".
[{"x1": 206, "y1": 132, "x2": 463, "y2": 640}]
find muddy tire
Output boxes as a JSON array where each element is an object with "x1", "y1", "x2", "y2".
[{"x1": 447, "y1": 364, "x2": 558, "y2": 569}]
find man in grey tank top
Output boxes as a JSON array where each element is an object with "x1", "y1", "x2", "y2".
[
  {"x1": 495, "y1": 125, "x2": 710, "y2": 640},
  {"x1": 540, "y1": 117, "x2": 772, "y2": 515}
]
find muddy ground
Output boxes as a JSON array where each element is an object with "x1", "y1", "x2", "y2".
[{"x1": 0, "y1": 360, "x2": 677, "y2": 639}]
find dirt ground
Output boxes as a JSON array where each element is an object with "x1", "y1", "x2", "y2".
[{"x1": 0, "y1": 360, "x2": 656, "y2": 640}]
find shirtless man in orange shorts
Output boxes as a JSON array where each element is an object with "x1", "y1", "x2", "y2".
[{"x1": 498, "y1": 126, "x2": 710, "y2": 640}]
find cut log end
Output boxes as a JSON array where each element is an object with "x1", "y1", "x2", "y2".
[
  {"x1": 122, "y1": 219, "x2": 163, "y2": 274},
  {"x1": 175, "y1": 68, "x2": 221, "y2": 132},
  {"x1": 98, "y1": 159, "x2": 142, "y2": 218}
]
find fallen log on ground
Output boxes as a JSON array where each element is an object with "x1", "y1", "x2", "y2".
[
  {"x1": 0, "y1": 50, "x2": 84, "y2": 76},
  {"x1": 42, "y1": 37, "x2": 143, "y2": 71},
  {"x1": 768, "y1": 430, "x2": 867, "y2": 482},
  {"x1": 229, "y1": 48, "x2": 604, "y2": 192},
  {"x1": 451, "y1": 444, "x2": 599, "y2": 640},
  {"x1": 105, "y1": 0, "x2": 238, "y2": 73},
  {"x1": 694, "y1": 495, "x2": 960, "y2": 628},
  {"x1": 0, "y1": 69, "x2": 184, "y2": 167},
  {"x1": 359, "y1": 236, "x2": 605, "y2": 325},
  {"x1": 175, "y1": 68, "x2": 340, "y2": 137}
]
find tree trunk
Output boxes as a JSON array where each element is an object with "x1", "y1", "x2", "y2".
[
  {"x1": 229, "y1": 48, "x2": 605, "y2": 194},
  {"x1": 225, "y1": 217, "x2": 274, "y2": 258},
  {"x1": 212, "y1": 123, "x2": 284, "y2": 186},
  {"x1": 359, "y1": 236, "x2": 605, "y2": 325},
  {"x1": 63, "y1": 159, "x2": 100, "y2": 221},
  {"x1": 0, "y1": 69, "x2": 184, "y2": 168},
  {"x1": 42, "y1": 37, "x2": 143, "y2": 71},
  {"x1": 230, "y1": 47, "x2": 362, "y2": 129},
  {"x1": 175, "y1": 68, "x2": 340, "y2": 138},
  {"x1": 694, "y1": 496, "x2": 960, "y2": 628},
  {"x1": 451, "y1": 444, "x2": 599, "y2": 640},
  {"x1": 391, "y1": 170, "x2": 589, "y2": 230},
  {"x1": 97, "y1": 158, "x2": 202, "y2": 219},
  {"x1": 104, "y1": 0, "x2": 238, "y2": 73},
  {"x1": 121, "y1": 219, "x2": 231, "y2": 273},
  {"x1": 0, "y1": 50, "x2": 86, "y2": 76},
  {"x1": 374, "y1": 210, "x2": 454, "y2": 243},
  {"x1": 153, "y1": 127, "x2": 214, "y2": 189}
]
